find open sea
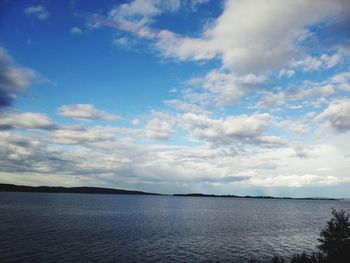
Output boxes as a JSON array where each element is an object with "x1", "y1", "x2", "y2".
[{"x1": 0, "y1": 192, "x2": 349, "y2": 262}]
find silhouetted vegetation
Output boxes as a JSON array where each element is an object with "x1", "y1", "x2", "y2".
[
  {"x1": 290, "y1": 252, "x2": 326, "y2": 263},
  {"x1": 0, "y1": 183, "x2": 161, "y2": 195},
  {"x1": 270, "y1": 256, "x2": 286, "y2": 263},
  {"x1": 248, "y1": 209, "x2": 350, "y2": 263},
  {"x1": 317, "y1": 209, "x2": 350, "y2": 263}
]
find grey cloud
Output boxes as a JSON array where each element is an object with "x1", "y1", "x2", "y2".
[
  {"x1": 0, "y1": 47, "x2": 37, "y2": 109},
  {"x1": 144, "y1": 118, "x2": 173, "y2": 140},
  {"x1": 315, "y1": 99, "x2": 350, "y2": 132},
  {"x1": 58, "y1": 104, "x2": 119, "y2": 121},
  {"x1": 181, "y1": 112, "x2": 286, "y2": 148},
  {"x1": 255, "y1": 82, "x2": 335, "y2": 109},
  {"x1": 0, "y1": 112, "x2": 55, "y2": 130},
  {"x1": 0, "y1": 134, "x2": 71, "y2": 175},
  {"x1": 188, "y1": 70, "x2": 266, "y2": 106},
  {"x1": 293, "y1": 145, "x2": 317, "y2": 159},
  {"x1": 0, "y1": 129, "x2": 250, "y2": 188},
  {"x1": 49, "y1": 126, "x2": 117, "y2": 145}
]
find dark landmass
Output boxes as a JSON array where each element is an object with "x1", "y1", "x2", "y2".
[
  {"x1": 0, "y1": 183, "x2": 161, "y2": 196},
  {"x1": 0, "y1": 183, "x2": 340, "y2": 200},
  {"x1": 173, "y1": 193, "x2": 339, "y2": 201}
]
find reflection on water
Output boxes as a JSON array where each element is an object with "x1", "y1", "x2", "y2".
[{"x1": 0, "y1": 192, "x2": 349, "y2": 262}]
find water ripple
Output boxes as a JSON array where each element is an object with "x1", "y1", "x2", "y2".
[{"x1": 1, "y1": 193, "x2": 349, "y2": 263}]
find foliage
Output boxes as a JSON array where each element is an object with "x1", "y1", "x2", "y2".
[
  {"x1": 270, "y1": 255, "x2": 285, "y2": 263},
  {"x1": 290, "y1": 252, "x2": 326, "y2": 263},
  {"x1": 317, "y1": 209, "x2": 350, "y2": 263}
]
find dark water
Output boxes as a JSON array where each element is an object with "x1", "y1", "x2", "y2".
[{"x1": 0, "y1": 192, "x2": 349, "y2": 262}]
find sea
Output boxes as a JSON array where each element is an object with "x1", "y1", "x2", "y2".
[{"x1": 1, "y1": 192, "x2": 349, "y2": 262}]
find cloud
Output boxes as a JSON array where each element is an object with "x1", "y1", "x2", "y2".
[
  {"x1": 255, "y1": 93, "x2": 285, "y2": 109},
  {"x1": 96, "y1": 0, "x2": 350, "y2": 74},
  {"x1": 50, "y1": 126, "x2": 116, "y2": 145},
  {"x1": 189, "y1": 0, "x2": 210, "y2": 10},
  {"x1": 181, "y1": 112, "x2": 286, "y2": 147},
  {"x1": 293, "y1": 145, "x2": 317, "y2": 159},
  {"x1": 249, "y1": 174, "x2": 347, "y2": 188},
  {"x1": 113, "y1": 37, "x2": 130, "y2": 47},
  {"x1": 255, "y1": 82, "x2": 335, "y2": 109},
  {"x1": 164, "y1": 99, "x2": 208, "y2": 114},
  {"x1": 70, "y1": 27, "x2": 83, "y2": 35},
  {"x1": 145, "y1": 118, "x2": 173, "y2": 140},
  {"x1": 188, "y1": 69, "x2": 266, "y2": 105},
  {"x1": 256, "y1": 68, "x2": 350, "y2": 109},
  {"x1": 131, "y1": 118, "x2": 141, "y2": 126},
  {"x1": 315, "y1": 99, "x2": 350, "y2": 132},
  {"x1": 24, "y1": 5, "x2": 49, "y2": 20},
  {"x1": 331, "y1": 71, "x2": 350, "y2": 91},
  {"x1": 276, "y1": 119, "x2": 309, "y2": 134},
  {"x1": 156, "y1": 0, "x2": 347, "y2": 72},
  {"x1": 1, "y1": 120, "x2": 349, "y2": 196},
  {"x1": 108, "y1": 0, "x2": 181, "y2": 27},
  {"x1": 291, "y1": 51, "x2": 343, "y2": 71},
  {"x1": 279, "y1": 69, "x2": 295, "y2": 78},
  {"x1": 0, "y1": 112, "x2": 55, "y2": 130},
  {"x1": 0, "y1": 47, "x2": 37, "y2": 109},
  {"x1": 290, "y1": 84, "x2": 335, "y2": 100},
  {"x1": 58, "y1": 104, "x2": 119, "y2": 121}
]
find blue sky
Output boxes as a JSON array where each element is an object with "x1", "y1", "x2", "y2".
[{"x1": 1, "y1": 0, "x2": 350, "y2": 197}]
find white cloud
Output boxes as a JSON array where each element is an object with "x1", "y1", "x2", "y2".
[
  {"x1": 292, "y1": 51, "x2": 342, "y2": 71},
  {"x1": 331, "y1": 71, "x2": 350, "y2": 84},
  {"x1": 113, "y1": 37, "x2": 130, "y2": 46},
  {"x1": 255, "y1": 92, "x2": 285, "y2": 109},
  {"x1": 131, "y1": 118, "x2": 141, "y2": 126},
  {"x1": 58, "y1": 104, "x2": 119, "y2": 121},
  {"x1": 51, "y1": 126, "x2": 116, "y2": 145},
  {"x1": 145, "y1": 118, "x2": 173, "y2": 140},
  {"x1": 24, "y1": 5, "x2": 49, "y2": 20},
  {"x1": 97, "y1": 0, "x2": 350, "y2": 74},
  {"x1": 249, "y1": 174, "x2": 347, "y2": 188},
  {"x1": 289, "y1": 84, "x2": 335, "y2": 100},
  {"x1": 279, "y1": 69, "x2": 295, "y2": 78},
  {"x1": 331, "y1": 71, "x2": 350, "y2": 91},
  {"x1": 181, "y1": 112, "x2": 285, "y2": 147},
  {"x1": 155, "y1": 0, "x2": 346, "y2": 72},
  {"x1": 109, "y1": 0, "x2": 181, "y2": 27},
  {"x1": 255, "y1": 83, "x2": 335, "y2": 109},
  {"x1": 188, "y1": 69, "x2": 266, "y2": 105},
  {"x1": 189, "y1": 0, "x2": 210, "y2": 10},
  {"x1": 0, "y1": 112, "x2": 55, "y2": 130},
  {"x1": 1, "y1": 120, "x2": 350, "y2": 196},
  {"x1": 315, "y1": 99, "x2": 350, "y2": 132},
  {"x1": 276, "y1": 119, "x2": 309, "y2": 134},
  {"x1": 164, "y1": 99, "x2": 207, "y2": 114}
]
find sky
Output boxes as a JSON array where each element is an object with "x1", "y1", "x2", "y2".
[{"x1": 0, "y1": 0, "x2": 350, "y2": 197}]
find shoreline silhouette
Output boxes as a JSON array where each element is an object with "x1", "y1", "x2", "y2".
[{"x1": 0, "y1": 183, "x2": 339, "y2": 200}]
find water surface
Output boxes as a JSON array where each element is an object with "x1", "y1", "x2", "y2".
[{"x1": 1, "y1": 192, "x2": 349, "y2": 262}]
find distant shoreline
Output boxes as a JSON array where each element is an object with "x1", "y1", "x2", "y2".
[
  {"x1": 0, "y1": 183, "x2": 160, "y2": 196},
  {"x1": 0, "y1": 183, "x2": 340, "y2": 201},
  {"x1": 173, "y1": 193, "x2": 339, "y2": 201}
]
